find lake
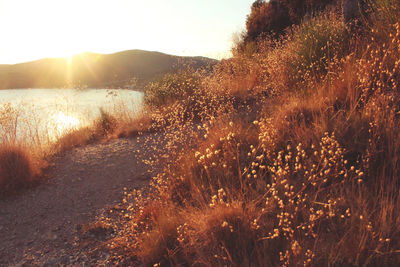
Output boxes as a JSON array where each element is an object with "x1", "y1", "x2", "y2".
[{"x1": 0, "y1": 88, "x2": 144, "y2": 144}]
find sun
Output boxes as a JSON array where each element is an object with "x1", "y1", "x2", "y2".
[{"x1": 67, "y1": 55, "x2": 73, "y2": 64}]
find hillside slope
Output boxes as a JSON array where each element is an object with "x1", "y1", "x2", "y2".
[{"x1": 0, "y1": 50, "x2": 217, "y2": 89}]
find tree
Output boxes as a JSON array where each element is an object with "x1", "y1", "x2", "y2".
[
  {"x1": 242, "y1": 0, "x2": 338, "y2": 46},
  {"x1": 244, "y1": 0, "x2": 291, "y2": 43}
]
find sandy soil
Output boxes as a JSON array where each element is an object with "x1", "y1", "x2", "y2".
[{"x1": 0, "y1": 133, "x2": 162, "y2": 266}]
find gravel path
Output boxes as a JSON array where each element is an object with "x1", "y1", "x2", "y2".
[{"x1": 0, "y1": 133, "x2": 162, "y2": 266}]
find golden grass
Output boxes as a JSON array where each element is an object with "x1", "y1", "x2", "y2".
[
  {"x1": 100, "y1": 7, "x2": 400, "y2": 266},
  {"x1": 2, "y1": 4, "x2": 400, "y2": 265}
]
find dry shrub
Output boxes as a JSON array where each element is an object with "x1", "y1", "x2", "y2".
[
  {"x1": 0, "y1": 144, "x2": 38, "y2": 193},
  {"x1": 162, "y1": 117, "x2": 260, "y2": 207},
  {"x1": 113, "y1": 112, "x2": 153, "y2": 138},
  {"x1": 358, "y1": 23, "x2": 400, "y2": 102},
  {"x1": 53, "y1": 126, "x2": 95, "y2": 153},
  {"x1": 213, "y1": 11, "x2": 349, "y2": 98},
  {"x1": 94, "y1": 108, "x2": 118, "y2": 137},
  {"x1": 365, "y1": 0, "x2": 400, "y2": 40},
  {"x1": 136, "y1": 204, "x2": 181, "y2": 266},
  {"x1": 178, "y1": 201, "x2": 267, "y2": 266},
  {"x1": 205, "y1": 56, "x2": 262, "y2": 97}
]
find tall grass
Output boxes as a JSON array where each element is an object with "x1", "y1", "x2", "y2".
[{"x1": 100, "y1": 5, "x2": 400, "y2": 266}]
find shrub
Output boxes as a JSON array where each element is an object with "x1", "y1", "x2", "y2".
[
  {"x1": 53, "y1": 126, "x2": 95, "y2": 153},
  {"x1": 288, "y1": 11, "x2": 349, "y2": 89},
  {"x1": 94, "y1": 108, "x2": 118, "y2": 137},
  {"x1": 242, "y1": 0, "x2": 337, "y2": 46},
  {"x1": 244, "y1": 0, "x2": 291, "y2": 42},
  {"x1": 0, "y1": 144, "x2": 35, "y2": 193},
  {"x1": 282, "y1": 0, "x2": 337, "y2": 24},
  {"x1": 144, "y1": 70, "x2": 202, "y2": 108}
]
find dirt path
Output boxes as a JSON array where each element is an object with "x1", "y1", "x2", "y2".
[{"x1": 0, "y1": 133, "x2": 162, "y2": 266}]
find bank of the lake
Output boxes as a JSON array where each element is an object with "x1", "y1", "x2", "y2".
[{"x1": 0, "y1": 88, "x2": 144, "y2": 144}]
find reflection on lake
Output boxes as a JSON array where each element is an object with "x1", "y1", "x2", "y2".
[
  {"x1": 0, "y1": 88, "x2": 143, "y2": 143},
  {"x1": 51, "y1": 112, "x2": 81, "y2": 136}
]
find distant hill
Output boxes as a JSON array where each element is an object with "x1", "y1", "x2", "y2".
[{"x1": 0, "y1": 50, "x2": 217, "y2": 90}]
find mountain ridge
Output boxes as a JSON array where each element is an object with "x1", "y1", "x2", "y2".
[{"x1": 0, "y1": 50, "x2": 217, "y2": 90}]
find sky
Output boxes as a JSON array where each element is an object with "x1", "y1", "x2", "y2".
[{"x1": 0, "y1": 0, "x2": 255, "y2": 64}]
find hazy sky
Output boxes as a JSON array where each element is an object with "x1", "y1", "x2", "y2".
[{"x1": 0, "y1": 0, "x2": 254, "y2": 64}]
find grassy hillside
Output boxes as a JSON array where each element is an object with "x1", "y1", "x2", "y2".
[
  {"x1": 2, "y1": 0, "x2": 400, "y2": 265},
  {"x1": 0, "y1": 50, "x2": 217, "y2": 90},
  {"x1": 86, "y1": 1, "x2": 400, "y2": 266}
]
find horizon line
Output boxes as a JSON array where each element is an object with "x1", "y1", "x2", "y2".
[{"x1": 0, "y1": 49, "x2": 227, "y2": 66}]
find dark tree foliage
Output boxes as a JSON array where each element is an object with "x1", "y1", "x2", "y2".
[
  {"x1": 282, "y1": 0, "x2": 337, "y2": 24},
  {"x1": 243, "y1": 0, "x2": 337, "y2": 45},
  {"x1": 245, "y1": 0, "x2": 291, "y2": 42}
]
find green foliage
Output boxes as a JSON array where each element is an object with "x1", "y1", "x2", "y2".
[
  {"x1": 144, "y1": 70, "x2": 202, "y2": 108},
  {"x1": 289, "y1": 12, "x2": 349, "y2": 88}
]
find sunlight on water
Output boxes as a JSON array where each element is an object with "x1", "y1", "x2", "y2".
[
  {"x1": 0, "y1": 88, "x2": 144, "y2": 145},
  {"x1": 51, "y1": 112, "x2": 81, "y2": 137}
]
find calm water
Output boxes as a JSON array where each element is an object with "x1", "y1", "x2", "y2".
[{"x1": 0, "y1": 88, "x2": 144, "y2": 143}]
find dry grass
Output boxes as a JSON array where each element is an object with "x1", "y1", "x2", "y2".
[
  {"x1": 99, "y1": 5, "x2": 400, "y2": 266},
  {"x1": 53, "y1": 126, "x2": 96, "y2": 154},
  {"x1": 2, "y1": 3, "x2": 399, "y2": 265},
  {"x1": 0, "y1": 99, "x2": 152, "y2": 195},
  {"x1": 0, "y1": 143, "x2": 42, "y2": 195}
]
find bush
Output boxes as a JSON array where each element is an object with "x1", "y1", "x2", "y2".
[
  {"x1": 95, "y1": 108, "x2": 118, "y2": 137},
  {"x1": 244, "y1": 0, "x2": 291, "y2": 42},
  {"x1": 282, "y1": 0, "x2": 337, "y2": 24},
  {"x1": 288, "y1": 12, "x2": 349, "y2": 89},
  {"x1": 0, "y1": 144, "x2": 35, "y2": 193},
  {"x1": 53, "y1": 126, "x2": 95, "y2": 153},
  {"x1": 144, "y1": 70, "x2": 202, "y2": 108},
  {"x1": 242, "y1": 0, "x2": 337, "y2": 46}
]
